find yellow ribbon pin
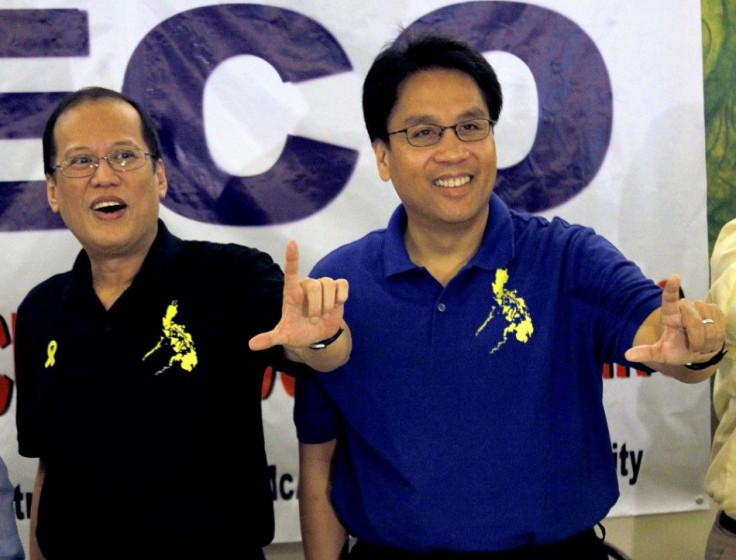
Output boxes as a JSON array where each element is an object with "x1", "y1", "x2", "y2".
[{"x1": 45, "y1": 340, "x2": 57, "y2": 368}]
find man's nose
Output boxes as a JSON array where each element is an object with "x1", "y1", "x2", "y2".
[
  {"x1": 90, "y1": 157, "x2": 118, "y2": 181},
  {"x1": 434, "y1": 129, "x2": 469, "y2": 159}
]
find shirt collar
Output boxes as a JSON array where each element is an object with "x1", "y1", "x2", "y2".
[
  {"x1": 383, "y1": 194, "x2": 516, "y2": 278},
  {"x1": 65, "y1": 219, "x2": 183, "y2": 305}
]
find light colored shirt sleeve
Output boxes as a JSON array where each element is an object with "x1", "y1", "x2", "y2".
[{"x1": 705, "y1": 217, "x2": 736, "y2": 516}]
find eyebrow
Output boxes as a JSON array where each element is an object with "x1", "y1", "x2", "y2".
[
  {"x1": 61, "y1": 141, "x2": 143, "y2": 156},
  {"x1": 397, "y1": 108, "x2": 489, "y2": 128}
]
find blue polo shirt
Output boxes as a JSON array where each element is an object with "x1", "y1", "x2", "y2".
[{"x1": 294, "y1": 194, "x2": 662, "y2": 552}]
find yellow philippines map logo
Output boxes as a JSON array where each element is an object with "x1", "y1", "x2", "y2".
[
  {"x1": 143, "y1": 300, "x2": 198, "y2": 375},
  {"x1": 476, "y1": 268, "x2": 534, "y2": 353}
]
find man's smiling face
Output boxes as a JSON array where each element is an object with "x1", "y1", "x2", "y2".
[{"x1": 372, "y1": 67, "x2": 498, "y2": 234}]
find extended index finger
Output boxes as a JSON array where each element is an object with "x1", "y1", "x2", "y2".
[
  {"x1": 283, "y1": 239, "x2": 300, "y2": 290},
  {"x1": 659, "y1": 274, "x2": 682, "y2": 318}
]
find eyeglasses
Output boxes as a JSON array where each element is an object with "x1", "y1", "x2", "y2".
[
  {"x1": 54, "y1": 148, "x2": 153, "y2": 178},
  {"x1": 388, "y1": 117, "x2": 495, "y2": 147}
]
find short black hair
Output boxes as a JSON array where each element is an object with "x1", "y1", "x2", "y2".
[
  {"x1": 42, "y1": 86, "x2": 162, "y2": 176},
  {"x1": 362, "y1": 32, "x2": 503, "y2": 144}
]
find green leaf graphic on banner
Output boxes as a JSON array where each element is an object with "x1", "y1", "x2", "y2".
[{"x1": 703, "y1": 0, "x2": 736, "y2": 253}]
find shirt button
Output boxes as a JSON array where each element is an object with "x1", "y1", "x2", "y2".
[{"x1": 437, "y1": 303, "x2": 446, "y2": 312}]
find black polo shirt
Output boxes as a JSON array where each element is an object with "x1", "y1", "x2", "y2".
[{"x1": 15, "y1": 220, "x2": 305, "y2": 559}]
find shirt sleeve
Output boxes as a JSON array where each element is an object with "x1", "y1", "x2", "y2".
[
  {"x1": 294, "y1": 372, "x2": 340, "y2": 444},
  {"x1": 707, "y1": 218, "x2": 736, "y2": 418},
  {"x1": 705, "y1": 219, "x2": 736, "y2": 513},
  {"x1": 14, "y1": 296, "x2": 42, "y2": 459},
  {"x1": 0, "y1": 457, "x2": 24, "y2": 559}
]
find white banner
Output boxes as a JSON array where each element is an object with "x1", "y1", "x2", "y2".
[{"x1": 0, "y1": 0, "x2": 710, "y2": 551}]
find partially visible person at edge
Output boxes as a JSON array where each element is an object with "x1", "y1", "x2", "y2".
[
  {"x1": 294, "y1": 32, "x2": 726, "y2": 560},
  {"x1": 0, "y1": 456, "x2": 24, "y2": 559},
  {"x1": 704, "y1": 218, "x2": 736, "y2": 560},
  {"x1": 13, "y1": 86, "x2": 351, "y2": 560}
]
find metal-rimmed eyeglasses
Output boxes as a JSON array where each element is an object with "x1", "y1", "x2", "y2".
[
  {"x1": 54, "y1": 148, "x2": 153, "y2": 178},
  {"x1": 388, "y1": 117, "x2": 495, "y2": 147}
]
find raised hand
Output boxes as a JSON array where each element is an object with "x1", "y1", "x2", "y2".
[
  {"x1": 248, "y1": 240, "x2": 349, "y2": 353},
  {"x1": 625, "y1": 274, "x2": 725, "y2": 375}
]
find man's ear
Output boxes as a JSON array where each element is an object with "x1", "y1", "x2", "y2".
[
  {"x1": 372, "y1": 139, "x2": 391, "y2": 182},
  {"x1": 46, "y1": 174, "x2": 60, "y2": 214},
  {"x1": 155, "y1": 158, "x2": 168, "y2": 200}
]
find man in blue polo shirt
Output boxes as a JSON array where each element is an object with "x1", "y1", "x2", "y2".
[
  {"x1": 294, "y1": 32, "x2": 725, "y2": 560},
  {"x1": 14, "y1": 86, "x2": 351, "y2": 560}
]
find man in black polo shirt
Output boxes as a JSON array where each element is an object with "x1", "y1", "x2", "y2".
[{"x1": 14, "y1": 86, "x2": 351, "y2": 560}]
